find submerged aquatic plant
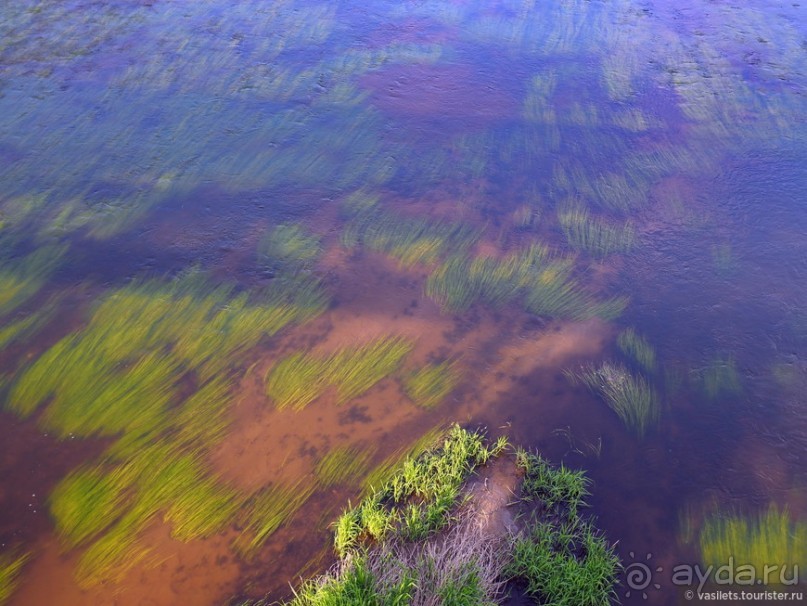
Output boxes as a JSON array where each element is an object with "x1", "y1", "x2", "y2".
[
  {"x1": 696, "y1": 355, "x2": 743, "y2": 400},
  {"x1": 617, "y1": 327, "x2": 656, "y2": 373},
  {"x1": 403, "y1": 361, "x2": 460, "y2": 409},
  {"x1": 0, "y1": 245, "x2": 65, "y2": 317},
  {"x1": 266, "y1": 336, "x2": 413, "y2": 410},
  {"x1": 573, "y1": 362, "x2": 660, "y2": 438},
  {"x1": 342, "y1": 206, "x2": 478, "y2": 267},
  {"x1": 315, "y1": 445, "x2": 376, "y2": 487},
  {"x1": 699, "y1": 505, "x2": 807, "y2": 581},
  {"x1": 0, "y1": 551, "x2": 28, "y2": 606},
  {"x1": 557, "y1": 207, "x2": 635, "y2": 257},
  {"x1": 258, "y1": 224, "x2": 321, "y2": 272},
  {"x1": 233, "y1": 481, "x2": 316, "y2": 557},
  {"x1": 426, "y1": 245, "x2": 626, "y2": 320}
]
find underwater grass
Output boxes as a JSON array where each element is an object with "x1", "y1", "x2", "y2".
[
  {"x1": 573, "y1": 362, "x2": 660, "y2": 438},
  {"x1": 258, "y1": 224, "x2": 321, "y2": 272},
  {"x1": 51, "y1": 440, "x2": 245, "y2": 586},
  {"x1": 696, "y1": 355, "x2": 743, "y2": 400},
  {"x1": 426, "y1": 246, "x2": 626, "y2": 321},
  {"x1": 699, "y1": 506, "x2": 807, "y2": 582},
  {"x1": 315, "y1": 445, "x2": 376, "y2": 487},
  {"x1": 7, "y1": 269, "x2": 324, "y2": 438},
  {"x1": 557, "y1": 207, "x2": 635, "y2": 257},
  {"x1": 342, "y1": 206, "x2": 479, "y2": 268},
  {"x1": 403, "y1": 361, "x2": 460, "y2": 409},
  {"x1": 0, "y1": 301, "x2": 57, "y2": 352},
  {"x1": 617, "y1": 327, "x2": 656, "y2": 373},
  {"x1": 0, "y1": 551, "x2": 29, "y2": 606},
  {"x1": 0, "y1": 245, "x2": 65, "y2": 317},
  {"x1": 233, "y1": 482, "x2": 316, "y2": 557},
  {"x1": 266, "y1": 336, "x2": 413, "y2": 410}
]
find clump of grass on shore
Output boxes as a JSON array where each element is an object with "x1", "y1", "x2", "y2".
[
  {"x1": 558, "y1": 207, "x2": 635, "y2": 257},
  {"x1": 362, "y1": 425, "x2": 446, "y2": 494},
  {"x1": 572, "y1": 362, "x2": 660, "y2": 438},
  {"x1": 506, "y1": 520, "x2": 620, "y2": 606},
  {"x1": 0, "y1": 551, "x2": 29, "y2": 606},
  {"x1": 403, "y1": 361, "x2": 460, "y2": 409},
  {"x1": 266, "y1": 336, "x2": 413, "y2": 410},
  {"x1": 334, "y1": 425, "x2": 506, "y2": 555},
  {"x1": 617, "y1": 327, "x2": 656, "y2": 373},
  {"x1": 516, "y1": 450, "x2": 590, "y2": 520}
]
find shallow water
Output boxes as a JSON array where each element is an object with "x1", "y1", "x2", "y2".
[{"x1": 1, "y1": 0, "x2": 806, "y2": 604}]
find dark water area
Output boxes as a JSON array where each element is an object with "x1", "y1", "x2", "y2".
[{"x1": 1, "y1": 0, "x2": 806, "y2": 604}]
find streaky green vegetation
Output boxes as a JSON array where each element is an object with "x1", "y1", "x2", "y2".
[
  {"x1": 266, "y1": 336, "x2": 413, "y2": 410},
  {"x1": 512, "y1": 203, "x2": 540, "y2": 229},
  {"x1": 698, "y1": 506, "x2": 807, "y2": 577},
  {"x1": 258, "y1": 224, "x2": 321, "y2": 272},
  {"x1": 335, "y1": 425, "x2": 506, "y2": 555},
  {"x1": 617, "y1": 327, "x2": 656, "y2": 373},
  {"x1": 0, "y1": 245, "x2": 65, "y2": 316},
  {"x1": 0, "y1": 299, "x2": 58, "y2": 352},
  {"x1": 695, "y1": 355, "x2": 743, "y2": 400},
  {"x1": 315, "y1": 445, "x2": 376, "y2": 487},
  {"x1": 558, "y1": 207, "x2": 635, "y2": 257},
  {"x1": 342, "y1": 205, "x2": 479, "y2": 268},
  {"x1": 53, "y1": 443, "x2": 244, "y2": 587},
  {"x1": 233, "y1": 481, "x2": 317, "y2": 557},
  {"x1": 1, "y1": 268, "x2": 328, "y2": 586},
  {"x1": 572, "y1": 362, "x2": 660, "y2": 438},
  {"x1": 516, "y1": 450, "x2": 590, "y2": 520},
  {"x1": 403, "y1": 361, "x2": 460, "y2": 409},
  {"x1": 0, "y1": 551, "x2": 28, "y2": 606},
  {"x1": 426, "y1": 245, "x2": 626, "y2": 320},
  {"x1": 8, "y1": 269, "x2": 324, "y2": 437}
]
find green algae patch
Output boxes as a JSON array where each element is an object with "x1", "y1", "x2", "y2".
[{"x1": 266, "y1": 336, "x2": 413, "y2": 410}]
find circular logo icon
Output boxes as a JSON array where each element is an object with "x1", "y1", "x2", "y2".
[{"x1": 624, "y1": 552, "x2": 663, "y2": 600}]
